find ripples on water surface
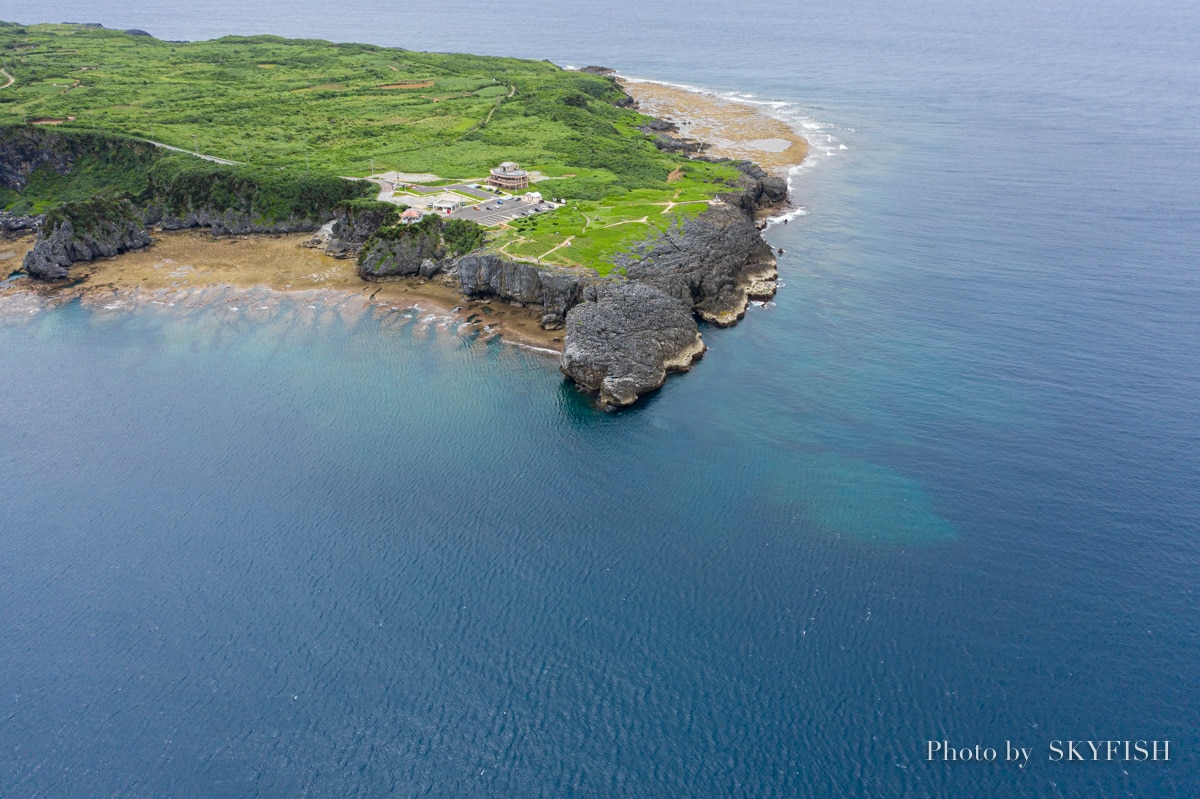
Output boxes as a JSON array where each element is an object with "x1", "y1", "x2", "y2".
[{"x1": 2, "y1": 0, "x2": 1199, "y2": 796}]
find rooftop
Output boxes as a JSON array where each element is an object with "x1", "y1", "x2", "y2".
[{"x1": 492, "y1": 162, "x2": 527, "y2": 176}]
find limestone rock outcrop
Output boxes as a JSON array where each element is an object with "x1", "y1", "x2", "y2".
[
  {"x1": 357, "y1": 226, "x2": 444, "y2": 280},
  {"x1": 618, "y1": 202, "x2": 777, "y2": 327},
  {"x1": 0, "y1": 127, "x2": 80, "y2": 194},
  {"x1": 559, "y1": 201, "x2": 779, "y2": 406},
  {"x1": 23, "y1": 197, "x2": 151, "y2": 281},
  {"x1": 323, "y1": 202, "x2": 395, "y2": 259},
  {"x1": 0, "y1": 211, "x2": 41, "y2": 233},
  {"x1": 148, "y1": 207, "x2": 323, "y2": 236},
  {"x1": 724, "y1": 160, "x2": 789, "y2": 211},
  {"x1": 457, "y1": 253, "x2": 588, "y2": 318},
  {"x1": 561, "y1": 281, "x2": 705, "y2": 407}
]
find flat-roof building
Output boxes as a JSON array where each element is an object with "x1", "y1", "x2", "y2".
[
  {"x1": 487, "y1": 161, "x2": 530, "y2": 191},
  {"x1": 432, "y1": 198, "x2": 464, "y2": 214}
]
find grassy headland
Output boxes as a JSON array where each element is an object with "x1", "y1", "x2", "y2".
[{"x1": 0, "y1": 22, "x2": 754, "y2": 273}]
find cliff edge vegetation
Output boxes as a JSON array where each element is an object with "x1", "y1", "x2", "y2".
[
  {"x1": 0, "y1": 23, "x2": 797, "y2": 407},
  {"x1": 0, "y1": 21, "x2": 747, "y2": 270}
]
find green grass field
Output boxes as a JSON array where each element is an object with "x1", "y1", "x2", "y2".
[
  {"x1": 0, "y1": 22, "x2": 743, "y2": 270},
  {"x1": 493, "y1": 196, "x2": 711, "y2": 275}
]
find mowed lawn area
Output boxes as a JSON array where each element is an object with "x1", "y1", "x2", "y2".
[
  {"x1": 0, "y1": 23, "x2": 745, "y2": 271},
  {"x1": 494, "y1": 191, "x2": 714, "y2": 275}
]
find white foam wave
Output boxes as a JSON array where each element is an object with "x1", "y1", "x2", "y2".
[
  {"x1": 510, "y1": 342, "x2": 562, "y2": 357},
  {"x1": 615, "y1": 73, "x2": 850, "y2": 204},
  {"x1": 765, "y1": 205, "x2": 810, "y2": 228}
]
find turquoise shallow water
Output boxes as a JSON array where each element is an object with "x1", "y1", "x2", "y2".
[{"x1": 2, "y1": 1, "x2": 1199, "y2": 796}]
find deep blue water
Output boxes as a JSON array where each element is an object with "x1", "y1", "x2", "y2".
[{"x1": 3, "y1": 1, "x2": 1199, "y2": 796}]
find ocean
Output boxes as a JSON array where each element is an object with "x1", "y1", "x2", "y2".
[{"x1": 2, "y1": 1, "x2": 1198, "y2": 796}]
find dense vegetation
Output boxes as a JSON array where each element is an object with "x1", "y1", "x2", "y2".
[
  {"x1": 43, "y1": 193, "x2": 142, "y2": 234},
  {"x1": 357, "y1": 214, "x2": 486, "y2": 263},
  {"x1": 0, "y1": 124, "x2": 373, "y2": 218},
  {"x1": 145, "y1": 156, "x2": 371, "y2": 220},
  {"x1": 0, "y1": 22, "x2": 744, "y2": 269},
  {"x1": 0, "y1": 126, "x2": 159, "y2": 211},
  {"x1": 442, "y1": 218, "x2": 485, "y2": 255}
]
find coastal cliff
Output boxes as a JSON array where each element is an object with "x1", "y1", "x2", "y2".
[
  {"x1": 619, "y1": 200, "x2": 778, "y2": 326},
  {"x1": 2, "y1": 34, "x2": 798, "y2": 408},
  {"x1": 3, "y1": 126, "x2": 372, "y2": 279},
  {"x1": 312, "y1": 163, "x2": 785, "y2": 407},
  {"x1": 559, "y1": 198, "x2": 779, "y2": 406},
  {"x1": 458, "y1": 253, "x2": 586, "y2": 328},
  {"x1": 149, "y1": 207, "x2": 325, "y2": 236}
]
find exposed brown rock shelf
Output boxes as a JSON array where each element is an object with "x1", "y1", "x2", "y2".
[
  {"x1": 0, "y1": 229, "x2": 565, "y2": 352},
  {"x1": 3, "y1": 76, "x2": 809, "y2": 408}
]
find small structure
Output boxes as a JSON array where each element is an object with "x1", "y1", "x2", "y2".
[
  {"x1": 488, "y1": 161, "x2": 530, "y2": 191},
  {"x1": 525, "y1": 191, "x2": 543, "y2": 204},
  {"x1": 400, "y1": 208, "x2": 423, "y2": 224},
  {"x1": 431, "y1": 198, "x2": 463, "y2": 215}
]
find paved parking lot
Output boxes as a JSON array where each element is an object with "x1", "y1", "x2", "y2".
[
  {"x1": 402, "y1": 183, "x2": 494, "y2": 201},
  {"x1": 379, "y1": 178, "x2": 561, "y2": 226},
  {"x1": 450, "y1": 197, "x2": 560, "y2": 226}
]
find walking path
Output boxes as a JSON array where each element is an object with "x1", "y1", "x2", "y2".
[
  {"x1": 141, "y1": 138, "x2": 242, "y2": 165},
  {"x1": 0, "y1": 69, "x2": 15, "y2": 89},
  {"x1": 539, "y1": 235, "x2": 575, "y2": 259},
  {"x1": 482, "y1": 84, "x2": 516, "y2": 126}
]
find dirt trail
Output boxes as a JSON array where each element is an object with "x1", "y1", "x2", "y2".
[
  {"x1": 539, "y1": 235, "x2": 575, "y2": 259},
  {"x1": 142, "y1": 138, "x2": 242, "y2": 165}
]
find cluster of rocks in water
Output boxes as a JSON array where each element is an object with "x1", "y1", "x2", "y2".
[{"x1": 10, "y1": 149, "x2": 788, "y2": 407}]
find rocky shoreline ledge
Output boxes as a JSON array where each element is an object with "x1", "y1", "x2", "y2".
[
  {"x1": 312, "y1": 160, "x2": 786, "y2": 407},
  {"x1": 3, "y1": 88, "x2": 797, "y2": 408}
]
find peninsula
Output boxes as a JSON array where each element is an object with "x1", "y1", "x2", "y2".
[{"x1": 0, "y1": 23, "x2": 802, "y2": 406}]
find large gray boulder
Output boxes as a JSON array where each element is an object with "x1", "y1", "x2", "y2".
[{"x1": 561, "y1": 281, "x2": 705, "y2": 408}]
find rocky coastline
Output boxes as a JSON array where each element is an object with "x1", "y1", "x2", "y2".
[
  {"x1": 22, "y1": 197, "x2": 151, "y2": 281},
  {"x1": 3, "y1": 86, "x2": 799, "y2": 408},
  {"x1": 320, "y1": 156, "x2": 785, "y2": 406}
]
